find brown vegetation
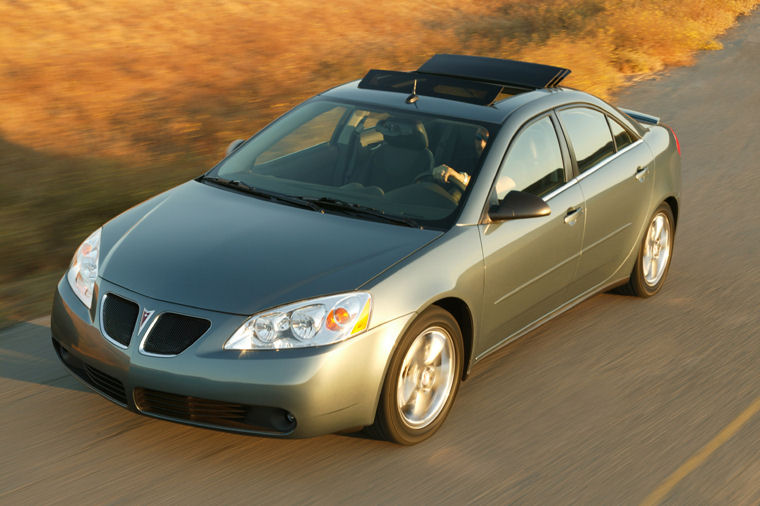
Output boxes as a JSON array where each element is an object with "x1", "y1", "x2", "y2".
[
  {"x1": 0, "y1": 0, "x2": 758, "y2": 325},
  {"x1": 1, "y1": 0, "x2": 757, "y2": 163}
]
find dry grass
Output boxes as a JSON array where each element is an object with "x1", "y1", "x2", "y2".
[
  {"x1": 0, "y1": 0, "x2": 758, "y2": 325},
  {"x1": 1, "y1": 0, "x2": 757, "y2": 164}
]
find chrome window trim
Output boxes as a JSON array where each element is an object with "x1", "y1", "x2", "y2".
[
  {"x1": 541, "y1": 178, "x2": 578, "y2": 202},
  {"x1": 576, "y1": 139, "x2": 643, "y2": 182},
  {"x1": 480, "y1": 112, "x2": 642, "y2": 220},
  {"x1": 540, "y1": 138, "x2": 641, "y2": 202},
  {"x1": 138, "y1": 311, "x2": 213, "y2": 358},
  {"x1": 99, "y1": 293, "x2": 134, "y2": 350}
]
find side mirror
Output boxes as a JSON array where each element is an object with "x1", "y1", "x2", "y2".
[
  {"x1": 488, "y1": 190, "x2": 551, "y2": 221},
  {"x1": 226, "y1": 139, "x2": 245, "y2": 157}
]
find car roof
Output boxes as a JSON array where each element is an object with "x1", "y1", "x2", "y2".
[
  {"x1": 316, "y1": 54, "x2": 592, "y2": 125},
  {"x1": 318, "y1": 55, "x2": 644, "y2": 135},
  {"x1": 319, "y1": 80, "x2": 595, "y2": 126}
]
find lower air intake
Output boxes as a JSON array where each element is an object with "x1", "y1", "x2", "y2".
[
  {"x1": 53, "y1": 339, "x2": 128, "y2": 405},
  {"x1": 84, "y1": 364, "x2": 129, "y2": 405},
  {"x1": 133, "y1": 388, "x2": 296, "y2": 434},
  {"x1": 142, "y1": 313, "x2": 210, "y2": 355}
]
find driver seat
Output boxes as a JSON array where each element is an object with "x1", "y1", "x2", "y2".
[{"x1": 360, "y1": 119, "x2": 434, "y2": 192}]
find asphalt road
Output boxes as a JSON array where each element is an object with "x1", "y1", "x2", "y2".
[{"x1": 2, "y1": 12, "x2": 759, "y2": 505}]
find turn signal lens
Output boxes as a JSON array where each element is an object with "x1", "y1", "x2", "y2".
[
  {"x1": 326, "y1": 307, "x2": 351, "y2": 331},
  {"x1": 351, "y1": 299, "x2": 371, "y2": 334}
]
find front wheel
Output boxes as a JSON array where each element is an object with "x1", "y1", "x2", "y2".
[
  {"x1": 623, "y1": 202, "x2": 675, "y2": 297},
  {"x1": 368, "y1": 306, "x2": 463, "y2": 445}
]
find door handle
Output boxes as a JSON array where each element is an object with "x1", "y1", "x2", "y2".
[
  {"x1": 564, "y1": 206, "x2": 583, "y2": 225},
  {"x1": 635, "y1": 166, "x2": 650, "y2": 182}
]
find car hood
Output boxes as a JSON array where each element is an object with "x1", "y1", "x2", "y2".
[{"x1": 99, "y1": 181, "x2": 442, "y2": 315}]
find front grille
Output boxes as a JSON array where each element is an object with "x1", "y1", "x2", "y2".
[
  {"x1": 142, "y1": 313, "x2": 210, "y2": 355},
  {"x1": 133, "y1": 388, "x2": 296, "y2": 434},
  {"x1": 53, "y1": 339, "x2": 128, "y2": 405},
  {"x1": 102, "y1": 294, "x2": 139, "y2": 346}
]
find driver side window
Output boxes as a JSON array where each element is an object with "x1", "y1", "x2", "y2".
[{"x1": 493, "y1": 115, "x2": 565, "y2": 201}]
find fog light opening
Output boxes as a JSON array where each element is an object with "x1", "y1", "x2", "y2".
[{"x1": 244, "y1": 406, "x2": 297, "y2": 433}]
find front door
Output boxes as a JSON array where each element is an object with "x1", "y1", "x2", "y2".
[{"x1": 477, "y1": 114, "x2": 584, "y2": 358}]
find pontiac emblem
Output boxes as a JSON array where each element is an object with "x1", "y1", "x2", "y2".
[{"x1": 139, "y1": 308, "x2": 155, "y2": 333}]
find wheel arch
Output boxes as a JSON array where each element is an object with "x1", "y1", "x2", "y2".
[
  {"x1": 432, "y1": 297, "x2": 475, "y2": 380},
  {"x1": 665, "y1": 195, "x2": 679, "y2": 230}
]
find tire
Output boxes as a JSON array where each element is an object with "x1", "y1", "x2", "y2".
[
  {"x1": 368, "y1": 306, "x2": 464, "y2": 445},
  {"x1": 622, "y1": 202, "x2": 675, "y2": 297}
]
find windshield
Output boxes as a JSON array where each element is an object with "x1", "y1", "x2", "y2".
[{"x1": 209, "y1": 99, "x2": 496, "y2": 229}]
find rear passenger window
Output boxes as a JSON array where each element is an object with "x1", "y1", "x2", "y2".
[
  {"x1": 558, "y1": 108, "x2": 615, "y2": 173},
  {"x1": 607, "y1": 117, "x2": 634, "y2": 151}
]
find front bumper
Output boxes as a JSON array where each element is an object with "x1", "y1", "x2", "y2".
[{"x1": 51, "y1": 276, "x2": 412, "y2": 437}]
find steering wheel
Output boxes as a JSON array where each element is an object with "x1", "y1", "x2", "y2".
[
  {"x1": 414, "y1": 171, "x2": 441, "y2": 184},
  {"x1": 414, "y1": 169, "x2": 463, "y2": 201},
  {"x1": 414, "y1": 169, "x2": 462, "y2": 192}
]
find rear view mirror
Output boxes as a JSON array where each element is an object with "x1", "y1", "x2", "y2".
[
  {"x1": 488, "y1": 190, "x2": 551, "y2": 221},
  {"x1": 226, "y1": 139, "x2": 245, "y2": 156}
]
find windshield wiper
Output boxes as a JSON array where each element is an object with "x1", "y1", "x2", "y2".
[
  {"x1": 198, "y1": 176, "x2": 323, "y2": 212},
  {"x1": 198, "y1": 176, "x2": 420, "y2": 227},
  {"x1": 302, "y1": 197, "x2": 421, "y2": 228}
]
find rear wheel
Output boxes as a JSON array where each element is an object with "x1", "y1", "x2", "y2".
[
  {"x1": 368, "y1": 306, "x2": 463, "y2": 445},
  {"x1": 623, "y1": 202, "x2": 675, "y2": 297}
]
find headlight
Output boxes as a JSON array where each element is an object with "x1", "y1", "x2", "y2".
[
  {"x1": 66, "y1": 228, "x2": 102, "y2": 309},
  {"x1": 224, "y1": 292, "x2": 372, "y2": 350}
]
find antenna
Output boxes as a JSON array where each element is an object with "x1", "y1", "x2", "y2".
[{"x1": 406, "y1": 78, "x2": 419, "y2": 104}]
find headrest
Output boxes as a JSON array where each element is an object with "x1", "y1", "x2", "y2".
[{"x1": 377, "y1": 118, "x2": 429, "y2": 150}]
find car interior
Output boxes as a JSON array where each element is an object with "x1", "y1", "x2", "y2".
[{"x1": 219, "y1": 103, "x2": 494, "y2": 225}]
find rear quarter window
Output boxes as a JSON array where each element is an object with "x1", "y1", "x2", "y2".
[{"x1": 607, "y1": 116, "x2": 634, "y2": 151}]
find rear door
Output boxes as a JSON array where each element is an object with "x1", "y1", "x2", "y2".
[
  {"x1": 557, "y1": 106, "x2": 654, "y2": 295},
  {"x1": 477, "y1": 113, "x2": 584, "y2": 357}
]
